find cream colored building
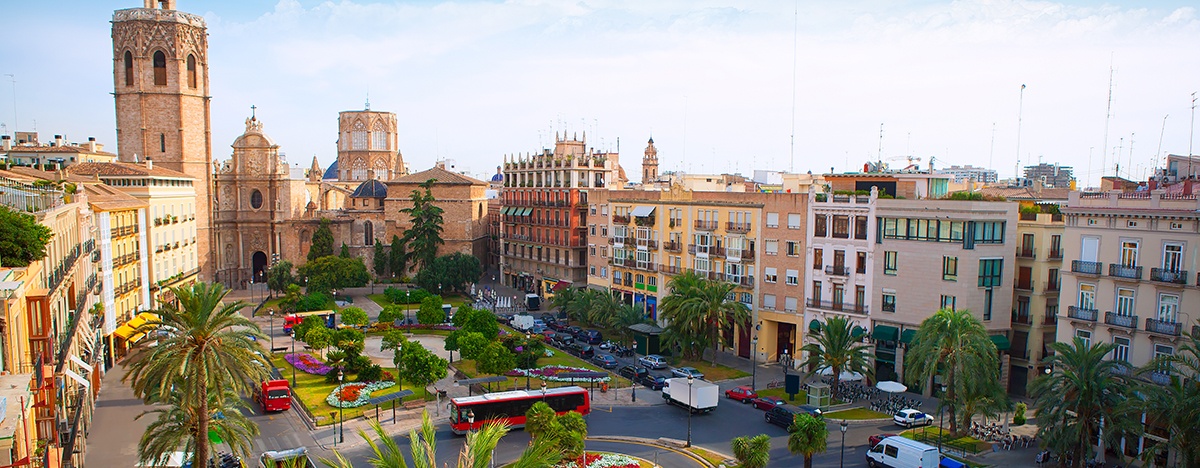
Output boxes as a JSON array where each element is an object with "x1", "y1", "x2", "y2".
[
  {"x1": 1, "y1": 133, "x2": 117, "y2": 168},
  {"x1": 1006, "y1": 211, "x2": 1065, "y2": 396}
]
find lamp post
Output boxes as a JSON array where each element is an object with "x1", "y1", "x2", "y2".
[
  {"x1": 525, "y1": 333, "x2": 532, "y2": 390},
  {"x1": 752, "y1": 322, "x2": 760, "y2": 390},
  {"x1": 686, "y1": 375, "x2": 694, "y2": 447},
  {"x1": 290, "y1": 329, "x2": 297, "y2": 387},
  {"x1": 938, "y1": 403, "x2": 945, "y2": 452},
  {"x1": 269, "y1": 310, "x2": 275, "y2": 351},
  {"x1": 541, "y1": 381, "x2": 547, "y2": 401},
  {"x1": 337, "y1": 369, "x2": 345, "y2": 443},
  {"x1": 405, "y1": 291, "x2": 411, "y2": 335},
  {"x1": 782, "y1": 348, "x2": 789, "y2": 377},
  {"x1": 330, "y1": 411, "x2": 338, "y2": 446},
  {"x1": 839, "y1": 420, "x2": 849, "y2": 468}
]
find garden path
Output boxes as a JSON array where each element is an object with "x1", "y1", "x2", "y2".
[{"x1": 362, "y1": 334, "x2": 450, "y2": 365}]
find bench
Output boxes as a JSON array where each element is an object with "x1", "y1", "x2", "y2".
[{"x1": 403, "y1": 400, "x2": 426, "y2": 410}]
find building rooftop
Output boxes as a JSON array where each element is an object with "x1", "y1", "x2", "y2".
[
  {"x1": 394, "y1": 166, "x2": 485, "y2": 186},
  {"x1": 68, "y1": 161, "x2": 192, "y2": 179},
  {"x1": 350, "y1": 179, "x2": 388, "y2": 198},
  {"x1": 0, "y1": 373, "x2": 32, "y2": 440},
  {"x1": 85, "y1": 183, "x2": 148, "y2": 211}
]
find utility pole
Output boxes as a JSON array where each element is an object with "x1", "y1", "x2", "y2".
[{"x1": 1016, "y1": 84, "x2": 1026, "y2": 180}]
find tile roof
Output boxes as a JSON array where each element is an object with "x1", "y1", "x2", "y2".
[
  {"x1": 976, "y1": 186, "x2": 1070, "y2": 201},
  {"x1": 67, "y1": 161, "x2": 193, "y2": 179},
  {"x1": 4, "y1": 145, "x2": 116, "y2": 156},
  {"x1": 392, "y1": 166, "x2": 485, "y2": 185},
  {"x1": 85, "y1": 183, "x2": 147, "y2": 211}
]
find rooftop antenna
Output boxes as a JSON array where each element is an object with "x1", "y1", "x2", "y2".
[
  {"x1": 1126, "y1": 133, "x2": 1135, "y2": 180},
  {"x1": 876, "y1": 123, "x2": 884, "y2": 171},
  {"x1": 1015, "y1": 84, "x2": 1026, "y2": 180},
  {"x1": 1101, "y1": 55, "x2": 1115, "y2": 187},
  {"x1": 1115, "y1": 137, "x2": 1124, "y2": 177},
  {"x1": 1190, "y1": 92, "x2": 1197, "y2": 179},
  {"x1": 1155, "y1": 115, "x2": 1168, "y2": 170},
  {"x1": 788, "y1": 0, "x2": 798, "y2": 173},
  {"x1": 365, "y1": 91, "x2": 370, "y2": 111},
  {"x1": 988, "y1": 122, "x2": 996, "y2": 171},
  {"x1": 4, "y1": 74, "x2": 16, "y2": 133}
]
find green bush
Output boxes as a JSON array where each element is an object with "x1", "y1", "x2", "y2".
[
  {"x1": 296, "y1": 292, "x2": 333, "y2": 312},
  {"x1": 1013, "y1": 402, "x2": 1027, "y2": 426},
  {"x1": 383, "y1": 286, "x2": 432, "y2": 305},
  {"x1": 356, "y1": 364, "x2": 384, "y2": 382}
]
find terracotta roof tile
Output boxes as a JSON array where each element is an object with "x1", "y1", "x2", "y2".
[
  {"x1": 67, "y1": 161, "x2": 193, "y2": 179},
  {"x1": 392, "y1": 166, "x2": 485, "y2": 185},
  {"x1": 85, "y1": 184, "x2": 147, "y2": 211}
]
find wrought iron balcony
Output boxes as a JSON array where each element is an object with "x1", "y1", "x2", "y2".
[
  {"x1": 1047, "y1": 248, "x2": 1063, "y2": 260},
  {"x1": 1150, "y1": 268, "x2": 1188, "y2": 285},
  {"x1": 726, "y1": 222, "x2": 751, "y2": 233},
  {"x1": 612, "y1": 215, "x2": 630, "y2": 224},
  {"x1": 1071, "y1": 260, "x2": 1103, "y2": 275},
  {"x1": 1148, "y1": 371, "x2": 1172, "y2": 386},
  {"x1": 1016, "y1": 247, "x2": 1036, "y2": 259},
  {"x1": 809, "y1": 299, "x2": 868, "y2": 315},
  {"x1": 1145, "y1": 318, "x2": 1182, "y2": 336},
  {"x1": 658, "y1": 264, "x2": 682, "y2": 275},
  {"x1": 663, "y1": 241, "x2": 682, "y2": 253},
  {"x1": 824, "y1": 265, "x2": 850, "y2": 276},
  {"x1": 1067, "y1": 306, "x2": 1098, "y2": 322},
  {"x1": 1103, "y1": 311, "x2": 1137, "y2": 329},
  {"x1": 1015, "y1": 279, "x2": 1034, "y2": 292},
  {"x1": 1108, "y1": 264, "x2": 1143, "y2": 280},
  {"x1": 1011, "y1": 313, "x2": 1032, "y2": 325},
  {"x1": 693, "y1": 220, "x2": 718, "y2": 231}
]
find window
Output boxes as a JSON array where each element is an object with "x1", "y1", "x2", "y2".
[
  {"x1": 788, "y1": 213, "x2": 803, "y2": 230},
  {"x1": 124, "y1": 51, "x2": 134, "y2": 86},
  {"x1": 764, "y1": 267, "x2": 777, "y2": 283},
  {"x1": 352, "y1": 126, "x2": 367, "y2": 150},
  {"x1": 1113, "y1": 336, "x2": 1130, "y2": 363},
  {"x1": 1076, "y1": 329, "x2": 1091, "y2": 347},
  {"x1": 854, "y1": 216, "x2": 868, "y2": 240},
  {"x1": 766, "y1": 212, "x2": 779, "y2": 228},
  {"x1": 1154, "y1": 345, "x2": 1175, "y2": 374},
  {"x1": 785, "y1": 269, "x2": 799, "y2": 285},
  {"x1": 811, "y1": 281, "x2": 822, "y2": 303},
  {"x1": 250, "y1": 189, "x2": 263, "y2": 209},
  {"x1": 364, "y1": 222, "x2": 374, "y2": 245},
  {"x1": 152, "y1": 50, "x2": 166, "y2": 86},
  {"x1": 786, "y1": 241, "x2": 800, "y2": 256},
  {"x1": 883, "y1": 251, "x2": 897, "y2": 275},
  {"x1": 1163, "y1": 243, "x2": 1183, "y2": 272},
  {"x1": 832, "y1": 216, "x2": 849, "y2": 238},
  {"x1": 983, "y1": 288, "x2": 994, "y2": 320},
  {"x1": 1120, "y1": 240, "x2": 1139, "y2": 267},
  {"x1": 972, "y1": 221, "x2": 1005, "y2": 244},
  {"x1": 812, "y1": 248, "x2": 823, "y2": 270},
  {"x1": 940, "y1": 295, "x2": 956, "y2": 311},
  {"x1": 784, "y1": 296, "x2": 799, "y2": 312},
  {"x1": 763, "y1": 294, "x2": 776, "y2": 310},
  {"x1": 613, "y1": 271, "x2": 622, "y2": 283},
  {"x1": 600, "y1": 267, "x2": 606, "y2": 278},
  {"x1": 978, "y1": 259, "x2": 1003, "y2": 287},
  {"x1": 1170, "y1": 222, "x2": 1183, "y2": 230},
  {"x1": 372, "y1": 123, "x2": 387, "y2": 150},
  {"x1": 1050, "y1": 234, "x2": 1062, "y2": 257},
  {"x1": 693, "y1": 257, "x2": 710, "y2": 273},
  {"x1": 884, "y1": 445, "x2": 899, "y2": 458},
  {"x1": 1157, "y1": 294, "x2": 1179, "y2": 322},
  {"x1": 160, "y1": 133, "x2": 166, "y2": 153},
  {"x1": 856, "y1": 251, "x2": 867, "y2": 274},
  {"x1": 1116, "y1": 288, "x2": 1135, "y2": 316},
  {"x1": 882, "y1": 293, "x2": 896, "y2": 312},
  {"x1": 1127, "y1": 220, "x2": 1138, "y2": 228},
  {"x1": 942, "y1": 256, "x2": 958, "y2": 281},
  {"x1": 1078, "y1": 283, "x2": 1096, "y2": 310},
  {"x1": 186, "y1": 54, "x2": 197, "y2": 88},
  {"x1": 764, "y1": 240, "x2": 778, "y2": 255}
]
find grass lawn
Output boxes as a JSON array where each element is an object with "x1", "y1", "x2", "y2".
[
  {"x1": 669, "y1": 359, "x2": 749, "y2": 382},
  {"x1": 901, "y1": 427, "x2": 989, "y2": 455},
  {"x1": 271, "y1": 354, "x2": 428, "y2": 427},
  {"x1": 752, "y1": 387, "x2": 808, "y2": 402},
  {"x1": 254, "y1": 298, "x2": 284, "y2": 316},
  {"x1": 368, "y1": 293, "x2": 470, "y2": 309},
  {"x1": 822, "y1": 407, "x2": 891, "y2": 420},
  {"x1": 687, "y1": 447, "x2": 729, "y2": 466},
  {"x1": 453, "y1": 350, "x2": 632, "y2": 392}
]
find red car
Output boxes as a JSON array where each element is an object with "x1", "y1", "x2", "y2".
[
  {"x1": 868, "y1": 433, "x2": 899, "y2": 448},
  {"x1": 724, "y1": 385, "x2": 758, "y2": 403},
  {"x1": 749, "y1": 395, "x2": 785, "y2": 410}
]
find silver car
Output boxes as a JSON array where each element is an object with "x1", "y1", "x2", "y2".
[{"x1": 638, "y1": 354, "x2": 667, "y2": 369}]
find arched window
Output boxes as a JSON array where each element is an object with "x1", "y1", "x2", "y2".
[
  {"x1": 371, "y1": 121, "x2": 387, "y2": 150},
  {"x1": 124, "y1": 51, "x2": 134, "y2": 86},
  {"x1": 364, "y1": 222, "x2": 374, "y2": 245},
  {"x1": 351, "y1": 121, "x2": 367, "y2": 150},
  {"x1": 152, "y1": 51, "x2": 167, "y2": 86},
  {"x1": 186, "y1": 54, "x2": 197, "y2": 88}
]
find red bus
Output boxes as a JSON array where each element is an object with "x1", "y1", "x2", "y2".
[
  {"x1": 282, "y1": 310, "x2": 336, "y2": 335},
  {"x1": 448, "y1": 386, "x2": 590, "y2": 435}
]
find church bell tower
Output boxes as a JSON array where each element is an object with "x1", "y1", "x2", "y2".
[
  {"x1": 112, "y1": 0, "x2": 214, "y2": 280},
  {"x1": 642, "y1": 137, "x2": 659, "y2": 183}
]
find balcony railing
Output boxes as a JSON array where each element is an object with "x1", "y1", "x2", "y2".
[
  {"x1": 632, "y1": 262, "x2": 658, "y2": 273},
  {"x1": 726, "y1": 222, "x2": 751, "y2": 233},
  {"x1": 1067, "y1": 306, "x2": 1098, "y2": 322},
  {"x1": 1148, "y1": 371, "x2": 1172, "y2": 386},
  {"x1": 725, "y1": 275, "x2": 755, "y2": 287},
  {"x1": 687, "y1": 244, "x2": 713, "y2": 256},
  {"x1": 824, "y1": 265, "x2": 850, "y2": 276},
  {"x1": 110, "y1": 224, "x2": 140, "y2": 238},
  {"x1": 1103, "y1": 311, "x2": 1138, "y2": 329},
  {"x1": 808, "y1": 299, "x2": 868, "y2": 315},
  {"x1": 1045, "y1": 279, "x2": 1060, "y2": 292},
  {"x1": 1043, "y1": 314, "x2": 1058, "y2": 325},
  {"x1": 1047, "y1": 248, "x2": 1063, "y2": 260},
  {"x1": 1145, "y1": 318, "x2": 1182, "y2": 336},
  {"x1": 1017, "y1": 247, "x2": 1036, "y2": 259},
  {"x1": 1108, "y1": 264, "x2": 1143, "y2": 280},
  {"x1": 658, "y1": 264, "x2": 682, "y2": 275},
  {"x1": 1011, "y1": 313, "x2": 1032, "y2": 325},
  {"x1": 1071, "y1": 260, "x2": 1103, "y2": 275},
  {"x1": 1150, "y1": 268, "x2": 1188, "y2": 285},
  {"x1": 613, "y1": 215, "x2": 630, "y2": 224},
  {"x1": 693, "y1": 220, "x2": 718, "y2": 231},
  {"x1": 1015, "y1": 279, "x2": 1034, "y2": 292},
  {"x1": 663, "y1": 241, "x2": 682, "y2": 252},
  {"x1": 636, "y1": 239, "x2": 658, "y2": 249}
]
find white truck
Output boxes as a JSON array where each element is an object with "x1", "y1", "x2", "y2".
[
  {"x1": 510, "y1": 314, "x2": 535, "y2": 331},
  {"x1": 661, "y1": 377, "x2": 718, "y2": 413}
]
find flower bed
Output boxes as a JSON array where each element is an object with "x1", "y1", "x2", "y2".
[
  {"x1": 285, "y1": 353, "x2": 332, "y2": 376},
  {"x1": 556, "y1": 453, "x2": 639, "y2": 468},
  {"x1": 508, "y1": 365, "x2": 610, "y2": 383},
  {"x1": 325, "y1": 381, "x2": 396, "y2": 408}
]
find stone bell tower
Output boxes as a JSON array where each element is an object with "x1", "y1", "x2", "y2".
[
  {"x1": 112, "y1": 0, "x2": 214, "y2": 280},
  {"x1": 642, "y1": 137, "x2": 659, "y2": 183}
]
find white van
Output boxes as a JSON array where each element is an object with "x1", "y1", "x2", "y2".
[
  {"x1": 510, "y1": 314, "x2": 535, "y2": 331},
  {"x1": 865, "y1": 436, "x2": 939, "y2": 468}
]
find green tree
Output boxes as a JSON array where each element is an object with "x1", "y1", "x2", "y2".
[
  {"x1": 548, "y1": 287, "x2": 581, "y2": 325},
  {"x1": 1031, "y1": 337, "x2": 1140, "y2": 467},
  {"x1": 788, "y1": 413, "x2": 828, "y2": 468},
  {"x1": 453, "y1": 306, "x2": 499, "y2": 340},
  {"x1": 903, "y1": 308, "x2": 999, "y2": 435},
  {"x1": 298, "y1": 256, "x2": 370, "y2": 294},
  {"x1": 308, "y1": 218, "x2": 335, "y2": 261},
  {"x1": 457, "y1": 332, "x2": 489, "y2": 360},
  {"x1": 266, "y1": 260, "x2": 296, "y2": 297},
  {"x1": 476, "y1": 341, "x2": 516, "y2": 376},
  {"x1": 372, "y1": 241, "x2": 388, "y2": 278},
  {"x1": 399, "y1": 340, "x2": 449, "y2": 397},
  {"x1": 1136, "y1": 323, "x2": 1200, "y2": 467},
  {"x1": 0, "y1": 205, "x2": 53, "y2": 267},
  {"x1": 731, "y1": 434, "x2": 771, "y2": 468},
  {"x1": 524, "y1": 402, "x2": 558, "y2": 441},
  {"x1": 124, "y1": 282, "x2": 269, "y2": 468},
  {"x1": 339, "y1": 242, "x2": 351, "y2": 258},
  {"x1": 606, "y1": 302, "x2": 649, "y2": 346},
  {"x1": 799, "y1": 316, "x2": 874, "y2": 402},
  {"x1": 381, "y1": 329, "x2": 407, "y2": 353},
  {"x1": 339, "y1": 306, "x2": 369, "y2": 328},
  {"x1": 414, "y1": 252, "x2": 483, "y2": 294},
  {"x1": 291, "y1": 315, "x2": 325, "y2": 344},
  {"x1": 377, "y1": 305, "x2": 402, "y2": 326},
  {"x1": 400, "y1": 179, "x2": 445, "y2": 272},
  {"x1": 388, "y1": 234, "x2": 407, "y2": 278},
  {"x1": 280, "y1": 284, "x2": 303, "y2": 314},
  {"x1": 135, "y1": 384, "x2": 259, "y2": 467},
  {"x1": 416, "y1": 295, "x2": 445, "y2": 325},
  {"x1": 304, "y1": 326, "x2": 333, "y2": 359},
  {"x1": 659, "y1": 271, "x2": 751, "y2": 362}
]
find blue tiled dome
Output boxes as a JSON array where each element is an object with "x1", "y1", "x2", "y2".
[
  {"x1": 351, "y1": 179, "x2": 388, "y2": 198},
  {"x1": 490, "y1": 172, "x2": 504, "y2": 182},
  {"x1": 322, "y1": 161, "x2": 338, "y2": 180}
]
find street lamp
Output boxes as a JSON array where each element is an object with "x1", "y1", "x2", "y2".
[
  {"x1": 525, "y1": 333, "x2": 532, "y2": 390},
  {"x1": 782, "y1": 348, "x2": 789, "y2": 377},
  {"x1": 839, "y1": 420, "x2": 849, "y2": 468},
  {"x1": 405, "y1": 290, "x2": 412, "y2": 335},
  {"x1": 541, "y1": 381, "x2": 547, "y2": 401},
  {"x1": 686, "y1": 375, "x2": 694, "y2": 447},
  {"x1": 269, "y1": 310, "x2": 275, "y2": 350},
  {"x1": 290, "y1": 327, "x2": 297, "y2": 387},
  {"x1": 751, "y1": 322, "x2": 760, "y2": 390},
  {"x1": 337, "y1": 369, "x2": 345, "y2": 443}
]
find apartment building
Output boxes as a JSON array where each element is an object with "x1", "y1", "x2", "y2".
[
  {"x1": 871, "y1": 198, "x2": 1019, "y2": 387},
  {"x1": 85, "y1": 184, "x2": 150, "y2": 364},
  {"x1": 500, "y1": 134, "x2": 625, "y2": 295},
  {"x1": 1, "y1": 133, "x2": 117, "y2": 168},
  {"x1": 1003, "y1": 210, "x2": 1066, "y2": 395},
  {"x1": 757, "y1": 192, "x2": 810, "y2": 362}
]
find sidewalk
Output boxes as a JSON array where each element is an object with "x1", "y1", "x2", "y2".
[{"x1": 84, "y1": 361, "x2": 159, "y2": 467}]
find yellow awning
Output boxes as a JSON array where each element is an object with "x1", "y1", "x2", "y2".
[
  {"x1": 128, "y1": 332, "x2": 147, "y2": 344},
  {"x1": 136, "y1": 312, "x2": 161, "y2": 324},
  {"x1": 126, "y1": 316, "x2": 147, "y2": 329},
  {"x1": 113, "y1": 324, "x2": 137, "y2": 339}
]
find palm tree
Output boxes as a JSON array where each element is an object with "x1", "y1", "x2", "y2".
[
  {"x1": 788, "y1": 413, "x2": 828, "y2": 468},
  {"x1": 548, "y1": 287, "x2": 579, "y2": 324},
  {"x1": 606, "y1": 302, "x2": 650, "y2": 346},
  {"x1": 731, "y1": 434, "x2": 771, "y2": 468},
  {"x1": 321, "y1": 412, "x2": 561, "y2": 468},
  {"x1": 1030, "y1": 337, "x2": 1140, "y2": 467},
  {"x1": 1136, "y1": 323, "x2": 1200, "y2": 467},
  {"x1": 903, "y1": 308, "x2": 999, "y2": 435},
  {"x1": 660, "y1": 271, "x2": 750, "y2": 363},
  {"x1": 798, "y1": 316, "x2": 874, "y2": 402},
  {"x1": 584, "y1": 288, "x2": 622, "y2": 327},
  {"x1": 135, "y1": 385, "x2": 259, "y2": 467},
  {"x1": 125, "y1": 282, "x2": 270, "y2": 467}
]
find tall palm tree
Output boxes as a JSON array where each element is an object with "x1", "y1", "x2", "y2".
[
  {"x1": 606, "y1": 302, "x2": 650, "y2": 346},
  {"x1": 548, "y1": 287, "x2": 578, "y2": 324},
  {"x1": 584, "y1": 288, "x2": 622, "y2": 327},
  {"x1": 1136, "y1": 323, "x2": 1200, "y2": 467},
  {"x1": 135, "y1": 385, "x2": 259, "y2": 467},
  {"x1": 1030, "y1": 337, "x2": 1140, "y2": 467},
  {"x1": 788, "y1": 413, "x2": 828, "y2": 468},
  {"x1": 660, "y1": 271, "x2": 750, "y2": 362},
  {"x1": 798, "y1": 316, "x2": 874, "y2": 402},
  {"x1": 321, "y1": 412, "x2": 561, "y2": 468},
  {"x1": 125, "y1": 282, "x2": 270, "y2": 467},
  {"x1": 902, "y1": 308, "x2": 998, "y2": 435},
  {"x1": 731, "y1": 434, "x2": 771, "y2": 468}
]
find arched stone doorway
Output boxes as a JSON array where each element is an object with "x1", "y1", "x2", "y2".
[{"x1": 251, "y1": 251, "x2": 268, "y2": 284}]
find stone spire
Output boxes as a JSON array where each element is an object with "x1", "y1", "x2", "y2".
[{"x1": 309, "y1": 155, "x2": 321, "y2": 182}]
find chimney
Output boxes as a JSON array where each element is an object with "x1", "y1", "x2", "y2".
[
  {"x1": 145, "y1": 157, "x2": 153, "y2": 170},
  {"x1": 54, "y1": 135, "x2": 64, "y2": 147},
  {"x1": 1, "y1": 135, "x2": 10, "y2": 151},
  {"x1": 87, "y1": 137, "x2": 97, "y2": 153}
]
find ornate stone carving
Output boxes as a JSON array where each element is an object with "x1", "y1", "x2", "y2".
[{"x1": 221, "y1": 185, "x2": 234, "y2": 210}]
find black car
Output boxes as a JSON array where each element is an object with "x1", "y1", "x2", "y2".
[
  {"x1": 566, "y1": 326, "x2": 583, "y2": 337},
  {"x1": 765, "y1": 405, "x2": 822, "y2": 430},
  {"x1": 569, "y1": 343, "x2": 595, "y2": 359},
  {"x1": 580, "y1": 329, "x2": 603, "y2": 345},
  {"x1": 638, "y1": 374, "x2": 667, "y2": 390},
  {"x1": 553, "y1": 333, "x2": 575, "y2": 347},
  {"x1": 618, "y1": 365, "x2": 648, "y2": 381}
]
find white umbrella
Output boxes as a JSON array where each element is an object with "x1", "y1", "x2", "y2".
[
  {"x1": 876, "y1": 381, "x2": 908, "y2": 393},
  {"x1": 818, "y1": 366, "x2": 864, "y2": 381}
]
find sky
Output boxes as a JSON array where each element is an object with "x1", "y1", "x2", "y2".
[{"x1": 3, "y1": 0, "x2": 1199, "y2": 188}]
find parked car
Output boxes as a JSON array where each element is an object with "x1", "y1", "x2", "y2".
[
  {"x1": 565, "y1": 326, "x2": 583, "y2": 336},
  {"x1": 548, "y1": 321, "x2": 567, "y2": 332},
  {"x1": 619, "y1": 365, "x2": 648, "y2": 381},
  {"x1": 639, "y1": 374, "x2": 667, "y2": 390},
  {"x1": 750, "y1": 395, "x2": 786, "y2": 411},
  {"x1": 569, "y1": 343, "x2": 595, "y2": 359},
  {"x1": 579, "y1": 329, "x2": 603, "y2": 345},
  {"x1": 893, "y1": 409, "x2": 934, "y2": 428},
  {"x1": 592, "y1": 354, "x2": 619, "y2": 369},
  {"x1": 724, "y1": 385, "x2": 758, "y2": 403},
  {"x1": 868, "y1": 433, "x2": 899, "y2": 449},
  {"x1": 530, "y1": 326, "x2": 546, "y2": 335},
  {"x1": 638, "y1": 354, "x2": 668, "y2": 369},
  {"x1": 540, "y1": 329, "x2": 556, "y2": 340},
  {"x1": 866, "y1": 436, "x2": 940, "y2": 468},
  {"x1": 533, "y1": 319, "x2": 546, "y2": 329},
  {"x1": 671, "y1": 367, "x2": 705, "y2": 380},
  {"x1": 598, "y1": 340, "x2": 616, "y2": 350},
  {"x1": 765, "y1": 405, "x2": 802, "y2": 430},
  {"x1": 553, "y1": 333, "x2": 575, "y2": 347}
]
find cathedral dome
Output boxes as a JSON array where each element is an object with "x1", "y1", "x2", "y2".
[
  {"x1": 490, "y1": 172, "x2": 504, "y2": 182},
  {"x1": 351, "y1": 179, "x2": 388, "y2": 198},
  {"x1": 322, "y1": 161, "x2": 338, "y2": 180}
]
